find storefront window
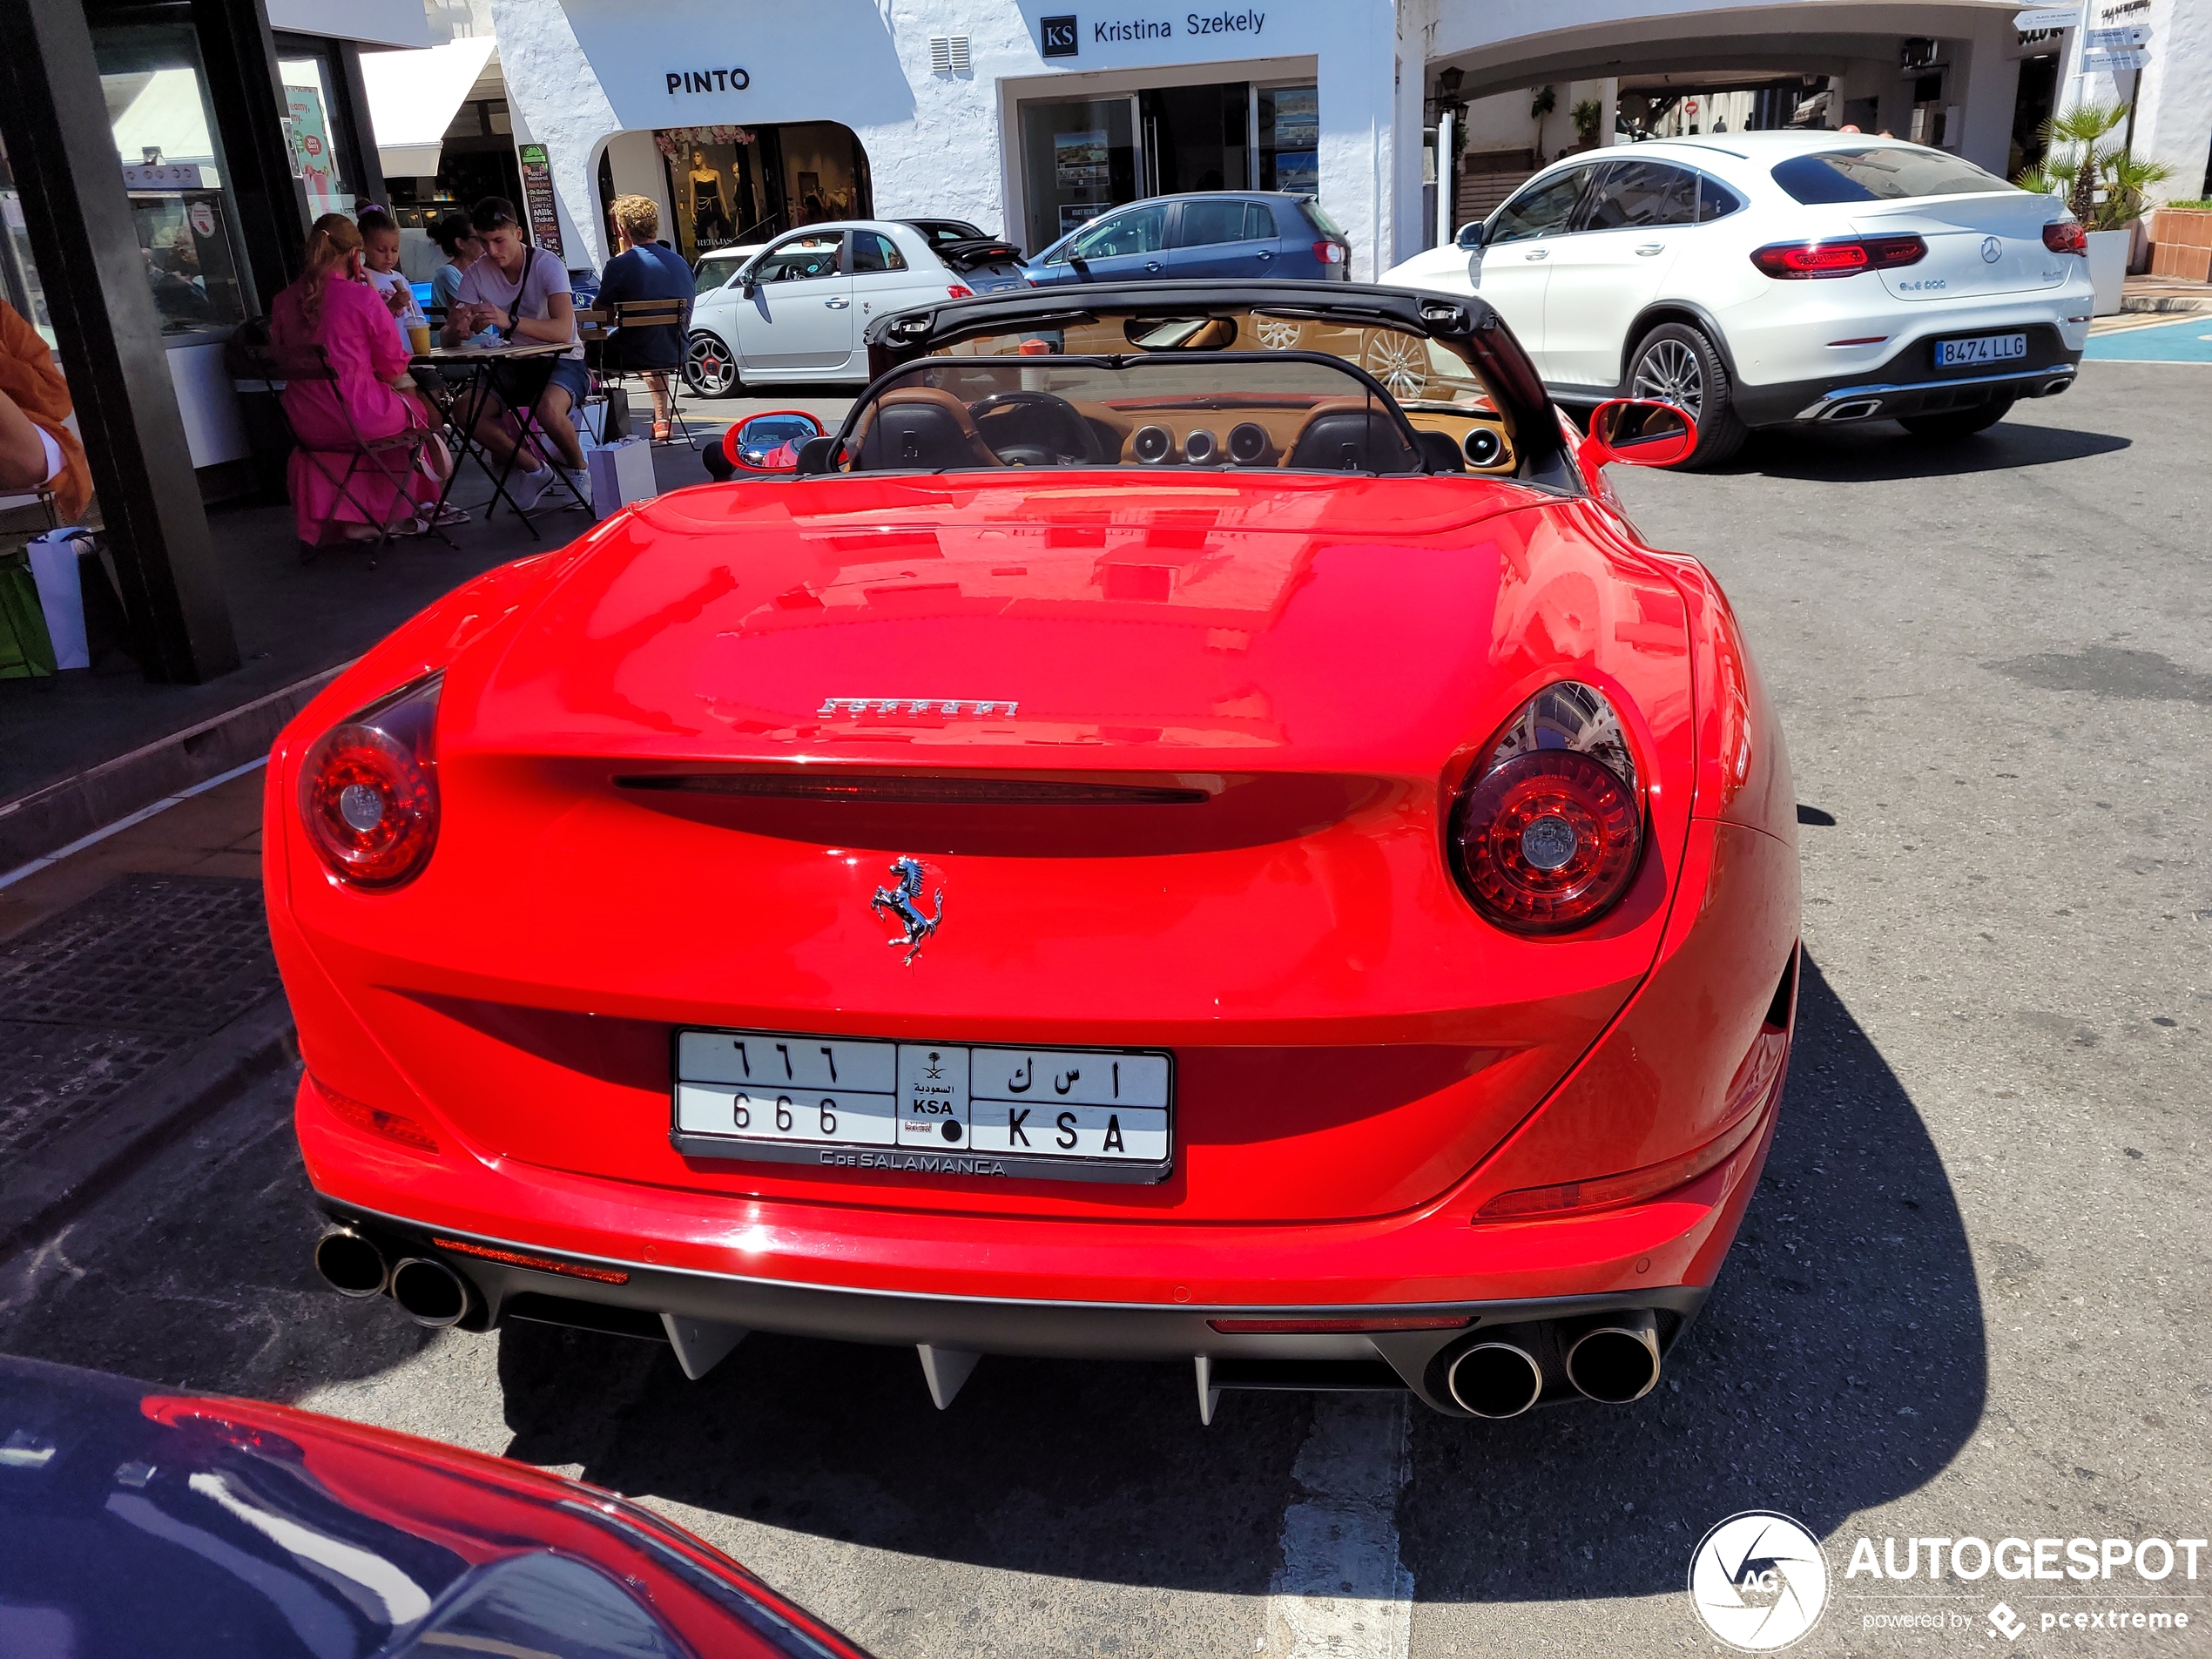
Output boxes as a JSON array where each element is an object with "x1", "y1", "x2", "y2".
[
  {"x1": 95, "y1": 24, "x2": 249, "y2": 337},
  {"x1": 1019, "y1": 98, "x2": 1138, "y2": 254},
  {"x1": 1258, "y1": 84, "x2": 1318, "y2": 194},
  {"x1": 0, "y1": 133, "x2": 54, "y2": 347},
  {"x1": 655, "y1": 123, "x2": 868, "y2": 262},
  {"x1": 275, "y1": 44, "x2": 357, "y2": 219}
]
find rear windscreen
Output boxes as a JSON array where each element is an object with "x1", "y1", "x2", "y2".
[
  {"x1": 1770, "y1": 147, "x2": 2013, "y2": 205},
  {"x1": 1301, "y1": 201, "x2": 1346, "y2": 239}
]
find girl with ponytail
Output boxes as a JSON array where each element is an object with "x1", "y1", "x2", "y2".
[{"x1": 270, "y1": 212, "x2": 457, "y2": 546}]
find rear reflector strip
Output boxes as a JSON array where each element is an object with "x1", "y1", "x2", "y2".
[
  {"x1": 617, "y1": 773, "x2": 1210, "y2": 806},
  {"x1": 1475, "y1": 1091, "x2": 1772, "y2": 1222},
  {"x1": 431, "y1": 1237, "x2": 631, "y2": 1285},
  {"x1": 1207, "y1": 1315, "x2": 1474, "y2": 1334}
]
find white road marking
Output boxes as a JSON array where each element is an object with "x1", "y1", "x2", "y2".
[{"x1": 1262, "y1": 1393, "x2": 1414, "y2": 1659}]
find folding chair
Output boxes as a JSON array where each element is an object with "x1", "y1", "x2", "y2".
[
  {"x1": 471, "y1": 351, "x2": 595, "y2": 526},
  {"x1": 239, "y1": 335, "x2": 448, "y2": 566},
  {"x1": 599, "y1": 298, "x2": 698, "y2": 448}
]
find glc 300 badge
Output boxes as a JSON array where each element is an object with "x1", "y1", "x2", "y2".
[
  {"x1": 871, "y1": 857, "x2": 943, "y2": 965},
  {"x1": 818, "y1": 698, "x2": 1019, "y2": 719}
]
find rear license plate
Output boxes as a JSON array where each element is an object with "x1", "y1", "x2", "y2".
[
  {"x1": 1934, "y1": 333, "x2": 2027, "y2": 368},
  {"x1": 672, "y1": 1028, "x2": 1174, "y2": 1184}
]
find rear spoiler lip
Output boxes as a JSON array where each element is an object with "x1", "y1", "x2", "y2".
[{"x1": 935, "y1": 237, "x2": 1028, "y2": 269}]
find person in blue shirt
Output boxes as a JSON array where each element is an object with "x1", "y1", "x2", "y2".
[
  {"x1": 428, "y1": 212, "x2": 482, "y2": 317},
  {"x1": 597, "y1": 194, "x2": 694, "y2": 441}
]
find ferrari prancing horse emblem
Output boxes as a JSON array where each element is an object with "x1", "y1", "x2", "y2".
[{"x1": 871, "y1": 857, "x2": 943, "y2": 965}]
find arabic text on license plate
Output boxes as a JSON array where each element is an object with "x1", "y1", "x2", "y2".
[
  {"x1": 672, "y1": 1028, "x2": 1173, "y2": 1184},
  {"x1": 1935, "y1": 333, "x2": 2027, "y2": 368}
]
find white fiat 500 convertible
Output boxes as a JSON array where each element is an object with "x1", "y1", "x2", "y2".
[{"x1": 1384, "y1": 132, "x2": 2093, "y2": 464}]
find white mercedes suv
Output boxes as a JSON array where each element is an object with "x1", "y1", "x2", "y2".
[{"x1": 1382, "y1": 132, "x2": 2094, "y2": 465}]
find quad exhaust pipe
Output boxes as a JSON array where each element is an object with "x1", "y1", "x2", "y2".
[
  {"x1": 389, "y1": 1257, "x2": 472, "y2": 1328},
  {"x1": 1564, "y1": 1309, "x2": 1661, "y2": 1404},
  {"x1": 313, "y1": 1227, "x2": 389, "y2": 1298},
  {"x1": 1443, "y1": 1309, "x2": 1662, "y2": 1416}
]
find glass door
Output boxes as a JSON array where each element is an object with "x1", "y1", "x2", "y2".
[{"x1": 1018, "y1": 97, "x2": 1139, "y2": 254}]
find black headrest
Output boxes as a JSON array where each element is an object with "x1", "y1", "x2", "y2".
[
  {"x1": 1286, "y1": 404, "x2": 1420, "y2": 474},
  {"x1": 855, "y1": 388, "x2": 997, "y2": 471}
]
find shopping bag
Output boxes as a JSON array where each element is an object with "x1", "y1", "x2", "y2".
[
  {"x1": 0, "y1": 552, "x2": 56, "y2": 679},
  {"x1": 27, "y1": 529, "x2": 92, "y2": 670},
  {"x1": 585, "y1": 436, "x2": 657, "y2": 511}
]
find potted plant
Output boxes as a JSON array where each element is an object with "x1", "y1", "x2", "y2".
[
  {"x1": 2016, "y1": 103, "x2": 2175, "y2": 314},
  {"x1": 1572, "y1": 98, "x2": 1605, "y2": 152}
]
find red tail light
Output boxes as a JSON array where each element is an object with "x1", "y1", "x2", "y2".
[
  {"x1": 1313, "y1": 240, "x2": 1347, "y2": 265},
  {"x1": 1448, "y1": 682, "x2": 1644, "y2": 934},
  {"x1": 299, "y1": 671, "x2": 442, "y2": 889},
  {"x1": 947, "y1": 283, "x2": 974, "y2": 299},
  {"x1": 1749, "y1": 235, "x2": 1925, "y2": 279},
  {"x1": 2042, "y1": 219, "x2": 2088, "y2": 255}
]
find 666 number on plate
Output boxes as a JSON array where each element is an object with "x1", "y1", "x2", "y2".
[{"x1": 672, "y1": 1028, "x2": 1173, "y2": 1184}]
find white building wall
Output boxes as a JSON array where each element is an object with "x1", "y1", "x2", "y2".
[{"x1": 2066, "y1": 0, "x2": 2212, "y2": 204}]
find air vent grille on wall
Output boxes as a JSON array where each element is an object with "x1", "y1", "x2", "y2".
[{"x1": 930, "y1": 36, "x2": 972, "y2": 73}]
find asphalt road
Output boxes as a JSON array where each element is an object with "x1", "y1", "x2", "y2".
[{"x1": 3, "y1": 361, "x2": 2208, "y2": 1658}]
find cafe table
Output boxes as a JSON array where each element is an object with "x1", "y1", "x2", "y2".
[{"x1": 409, "y1": 338, "x2": 595, "y2": 534}]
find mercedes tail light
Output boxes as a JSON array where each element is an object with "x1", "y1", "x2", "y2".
[
  {"x1": 2042, "y1": 219, "x2": 2088, "y2": 255},
  {"x1": 1749, "y1": 235, "x2": 1925, "y2": 279},
  {"x1": 299, "y1": 671, "x2": 443, "y2": 889},
  {"x1": 1313, "y1": 240, "x2": 1347, "y2": 266},
  {"x1": 1447, "y1": 682, "x2": 1644, "y2": 934}
]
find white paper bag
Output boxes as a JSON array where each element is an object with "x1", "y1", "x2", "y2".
[
  {"x1": 27, "y1": 529, "x2": 92, "y2": 671},
  {"x1": 585, "y1": 436, "x2": 657, "y2": 511}
]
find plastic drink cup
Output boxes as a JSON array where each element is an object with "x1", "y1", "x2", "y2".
[{"x1": 408, "y1": 322, "x2": 433, "y2": 354}]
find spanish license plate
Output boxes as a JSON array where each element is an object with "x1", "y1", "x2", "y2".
[
  {"x1": 671, "y1": 1028, "x2": 1174, "y2": 1184},
  {"x1": 1933, "y1": 333, "x2": 2027, "y2": 368}
]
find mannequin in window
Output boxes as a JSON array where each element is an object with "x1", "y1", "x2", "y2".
[{"x1": 689, "y1": 151, "x2": 731, "y2": 246}]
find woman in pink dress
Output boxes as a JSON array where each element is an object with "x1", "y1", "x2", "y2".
[{"x1": 269, "y1": 213, "x2": 452, "y2": 547}]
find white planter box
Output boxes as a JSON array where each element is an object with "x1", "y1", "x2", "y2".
[{"x1": 2087, "y1": 229, "x2": 2128, "y2": 315}]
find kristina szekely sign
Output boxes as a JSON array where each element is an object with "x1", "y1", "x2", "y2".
[{"x1": 1047, "y1": 8, "x2": 1266, "y2": 51}]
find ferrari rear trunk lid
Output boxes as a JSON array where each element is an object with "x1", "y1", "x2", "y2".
[{"x1": 464, "y1": 474, "x2": 1554, "y2": 774}]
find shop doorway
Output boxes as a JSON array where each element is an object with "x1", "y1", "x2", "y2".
[
  {"x1": 2009, "y1": 52, "x2": 2059, "y2": 180},
  {"x1": 1017, "y1": 80, "x2": 1317, "y2": 254},
  {"x1": 657, "y1": 122, "x2": 870, "y2": 262}
]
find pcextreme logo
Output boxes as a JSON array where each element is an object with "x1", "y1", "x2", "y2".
[{"x1": 1689, "y1": 1512, "x2": 1831, "y2": 1650}]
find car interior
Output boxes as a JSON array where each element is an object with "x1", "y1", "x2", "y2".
[{"x1": 819, "y1": 310, "x2": 1520, "y2": 475}]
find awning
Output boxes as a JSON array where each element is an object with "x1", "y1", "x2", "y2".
[{"x1": 359, "y1": 36, "x2": 497, "y2": 179}]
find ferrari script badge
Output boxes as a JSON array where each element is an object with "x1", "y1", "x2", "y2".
[{"x1": 871, "y1": 857, "x2": 943, "y2": 965}]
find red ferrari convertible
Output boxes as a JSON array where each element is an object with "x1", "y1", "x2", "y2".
[{"x1": 270, "y1": 283, "x2": 1798, "y2": 1423}]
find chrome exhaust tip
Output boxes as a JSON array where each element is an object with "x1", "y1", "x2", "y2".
[
  {"x1": 389, "y1": 1257, "x2": 471, "y2": 1329},
  {"x1": 314, "y1": 1228, "x2": 389, "y2": 1299},
  {"x1": 1822, "y1": 397, "x2": 1882, "y2": 421},
  {"x1": 2039, "y1": 374, "x2": 2074, "y2": 397},
  {"x1": 1445, "y1": 1339, "x2": 1545, "y2": 1419},
  {"x1": 1564, "y1": 1309, "x2": 1661, "y2": 1403}
]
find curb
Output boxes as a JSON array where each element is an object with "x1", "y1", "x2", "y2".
[
  {"x1": 0, "y1": 665, "x2": 346, "y2": 873},
  {"x1": 0, "y1": 995, "x2": 300, "y2": 1263}
]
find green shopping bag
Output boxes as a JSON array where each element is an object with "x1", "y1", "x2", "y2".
[{"x1": 0, "y1": 550, "x2": 57, "y2": 678}]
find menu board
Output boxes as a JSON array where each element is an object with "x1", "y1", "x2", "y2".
[{"x1": 518, "y1": 143, "x2": 565, "y2": 258}]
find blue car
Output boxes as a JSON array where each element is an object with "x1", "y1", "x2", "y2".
[{"x1": 1024, "y1": 192, "x2": 1351, "y2": 285}]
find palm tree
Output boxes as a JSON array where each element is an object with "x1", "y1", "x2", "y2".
[{"x1": 2018, "y1": 102, "x2": 2175, "y2": 228}]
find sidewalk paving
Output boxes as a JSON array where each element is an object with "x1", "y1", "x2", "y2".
[{"x1": 0, "y1": 767, "x2": 288, "y2": 1258}]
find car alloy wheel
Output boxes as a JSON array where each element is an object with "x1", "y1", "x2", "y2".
[
  {"x1": 1630, "y1": 337, "x2": 1703, "y2": 421},
  {"x1": 1255, "y1": 317, "x2": 1304, "y2": 351},
  {"x1": 1362, "y1": 332, "x2": 1428, "y2": 398},
  {"x1": 684, "y1": 334, "x2": 738, "y2": 398}
]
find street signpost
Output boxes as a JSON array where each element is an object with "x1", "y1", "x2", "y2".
[
  {"x1": 2013, "y1": 7, "x2": 2079, "y2": 28},
  {"x1": 2085, "y1": 24, "x2": 2150, "y2": 47},
  {"x1": 2084, "y1": 48, "x2": 2150, "y2": 71}
]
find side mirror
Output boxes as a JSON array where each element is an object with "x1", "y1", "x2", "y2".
[
  {"x1": 1581, "y1": 398, "x2": 1696, "y2": 470},
  {"x1": 1455, "y1": 220, "x2": 1487, "y2": 250},
  {"x1": 723, "y1": 409, "x2": 826, "y2": 475}
]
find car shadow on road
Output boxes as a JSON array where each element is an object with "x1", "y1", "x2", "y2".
[
  {"x1": 1398, "y1": 950, "x2": 1986, "y2": 1601},
  {"x1": 500, "y1": 948, "x2": 1985, "y2": 1600},
  {"x1": 1716, "y1": 420, "x2": 2127, "y2": 482}
]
